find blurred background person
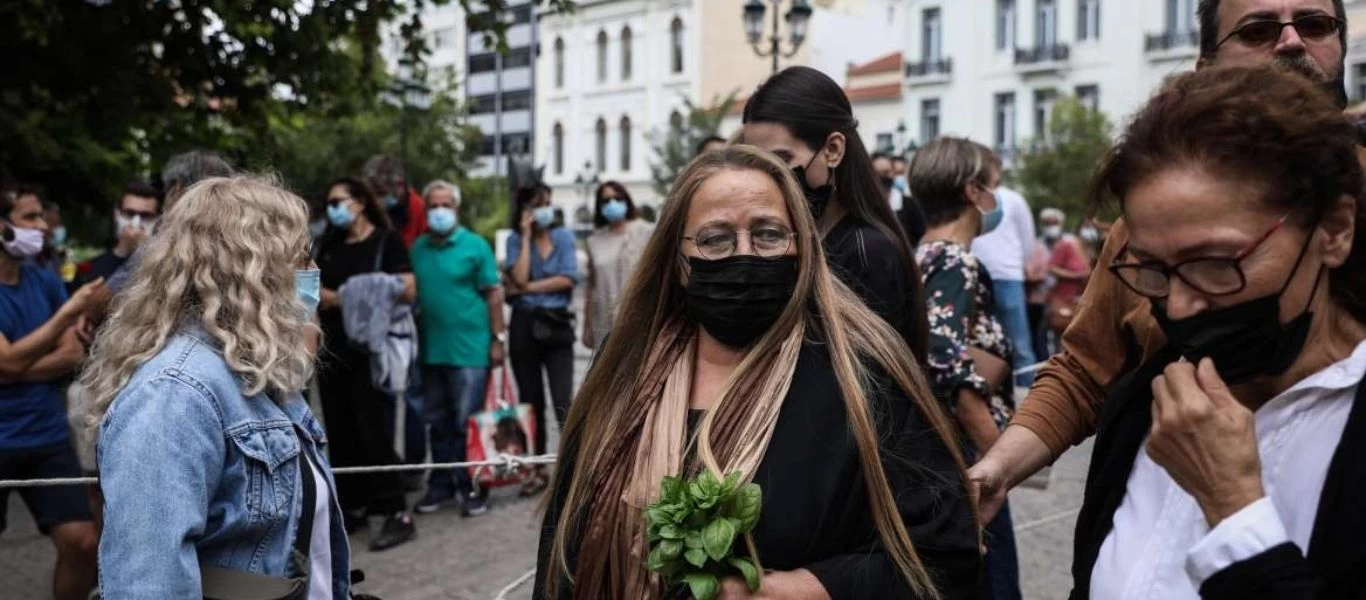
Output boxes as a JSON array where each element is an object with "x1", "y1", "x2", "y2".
[
  {"x1": 36, "y1": 201, "x2": 70, "y2": 281},
  {"x1": 77, "y1": 180, "x2": 159, "y2": 289},
  {"x1": 536, "y1": 145, "x2": 979, "y2": 600},
  {"x1": 85, "y1": 176, "x2": 351, "y2": 598},
  {"x1": 410, "y1": 180, "x2": 505, "y2": 517},
  {"x1": 971, "y1": 145, "x2": 1039, "y2": 388},
  {"x1": 1026, "y1": 208, "x2": 1063, "y2": 358},
  {"x1": 694, "y1": 135, "x2": 727, "y2": 157},
  {"x1": 316, "y1": 176, "x2": 418, "y2": 551},
  {"x1": 363, "y1": 154, "x2": 427, "y2": 249},
  {"x1": 505, "y1": 184, "x2": 578, "y2": 497},
  {"x1": 582, "y1": 181, "x2": 653, "y2": 351},
  {"x1": 0, "y1": 187, "x2": 104, "y2": 600},
  {"x1": 742, "y1": 66, "x2": 928, "y2": 360},
  {"x1": 911, "y1": 137, "x2": 1022, "y2": 600},
  {"x1": 1044, "y1": 210, "x2": 1092, "y2": 356}
]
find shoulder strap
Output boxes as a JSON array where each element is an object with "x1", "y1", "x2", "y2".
[
  {"x1": 292, "y1": 436, "x2": 318, "y2": 569},
  {"x1": 372, "y1": 231, "x2": 391, "y2": 273}
]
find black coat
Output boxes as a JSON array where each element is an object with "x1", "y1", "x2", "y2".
[{"x1": 1070, "y1": 347, "x2": 1366, "y2": 599}]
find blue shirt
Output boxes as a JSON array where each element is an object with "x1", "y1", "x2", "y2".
[
  {"x1": 505, "y1": 227, "x2": 580, "y2": 309},
  {"x1": 0, "y1": 264, "x2": 70, "y2": 449}
]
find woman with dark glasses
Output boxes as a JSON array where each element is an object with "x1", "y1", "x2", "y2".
[{"x1": 1071, "y1": 66, "x2": 1366, "y2": 599}]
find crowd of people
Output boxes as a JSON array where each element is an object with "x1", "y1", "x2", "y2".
[{"x1": 4, "y1": 0, "x2": 1366, "y2": 598}]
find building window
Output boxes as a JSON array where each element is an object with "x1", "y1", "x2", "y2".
[
  {"x1": 669, "y1": 110, "x2": 683, "y2": 132},
  {"x1": 995, "y1": 92, "x2": 1017, "y2": 152},
  {"x1": 431, "y1": 27, "x2": 455, "y2": 50},
  {"x1": 921, "y1": 99, "x2": 941, "y2": 142},
  {"x1": 621, "y1": 26, "x2": 633, "y2": 81},
  {"x1": 553, "y1": 122, "x2": 564, "y2": 174},
  {"x1": 469, "y1": 47, "x2": 532, "y2": 74},
  {"x1": 620, "y1": 116, "x2": 632, "y2": 171},
  {"x1": 1034, "y1": 89, "x2": 1058, "y2": 140},
  {"x1": 1076, "y1": 84, "x2": 1100, "y2": 111},
  {"x1": 467, "y1": 90, "x2": 534, "y2": 115},
  {"x1": 596, "y1": 30, "x2": 609, "y2": 83},
  {"x1": 1037, "y1": 0, "x2": 1057, "y2": 47},
  {"x1": 1166, "y1": 0, "x2": 1195, "y2": 33},
  {"x1": 671, "y1": 18, "x2": 685, "y2": 74},
  {"x1": 875, "y1": 133, "x2": 894, "y2": 153},
  {"x1": 922, "y1": 8, "x2": 942, "y2": 62},
  {"x1": 554, "y1": 37, "x2": 565, "y2": 88},
  {"x1": 1354, "y1": 64, "x2": 1366, "y2": 102},
  {"x1": 1078, "y1": 0, "x2": 1100, "y2": 40},
  {"x1": 595, "y1": 118, "x2": 608, "y2": 172},
  {"x1": 996, "y1": 0, "x2": 1016, "y2": 51}
]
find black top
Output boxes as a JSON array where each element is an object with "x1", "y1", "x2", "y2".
[
  {"x1": 824, "y1": 216, "x2": 927, "y2": 361},
  {"x1": 535, "y1": 342, "x2": 981, "y2": 600},
  {"x1": 898, "y1": 197, "x2": 928, "y2": 247},
  {"x1": 75, "y1": 250, "x2": 129, "y2": 289},
  {"x1": 315, "y1": 230, "x2": 410, "y2": 353},
  {"x1": 1070, "y1": 347, "x2": 1366, "y2": 599}
]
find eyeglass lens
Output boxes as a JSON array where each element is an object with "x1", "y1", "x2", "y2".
[{"x1": 1235, "y1": 15, "x2": 1340, "y2": 45}]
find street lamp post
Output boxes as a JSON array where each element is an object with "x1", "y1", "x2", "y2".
[
  {"x1": 743, "y1": 0, "x2": 813, "y2": 74},
  {"x1": 895, "y1": 120, "x2": 907, "y2": 158},
  {"x1": 573, "y1": 161, "x2": 600, "y2": 234}
]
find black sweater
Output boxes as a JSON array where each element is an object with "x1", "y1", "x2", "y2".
[
  {"x1": 534, "y1": 342, "x2": 981, "y2": 599},
  {"x1": 1070, "y1": 347, "x2": 1366, "y2": 599}
]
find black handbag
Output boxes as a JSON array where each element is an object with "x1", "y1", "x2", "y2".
[{"x1": 530, "y1": 307, "x2": 576, "y2": 347}]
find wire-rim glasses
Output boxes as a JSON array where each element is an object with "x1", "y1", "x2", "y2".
[
  {"x1": 684, "y1": 222, "x2": 797, "y2": 260},
  {"x1": 1108, "y1": 214, "x2": 1291, "y2": 299}
]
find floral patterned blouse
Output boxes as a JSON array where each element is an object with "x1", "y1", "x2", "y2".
[{"x1": 916, "y1": 240, "x2": 1015, "y2": 432}]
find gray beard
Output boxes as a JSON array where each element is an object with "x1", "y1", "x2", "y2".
[{"x1": 1275, "y1": 53, "x2": 1349, "y2": 108}]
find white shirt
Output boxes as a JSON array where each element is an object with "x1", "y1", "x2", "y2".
[
  {"x1": 1090, "y1": 339, "x2": 1366, "y2": 599},
  {"x1": 305, "y1": 451, "x2": 334, "y2": 600},
  {"x1": 971, "y1": 187, "x2": 1035, "y2": 283}
]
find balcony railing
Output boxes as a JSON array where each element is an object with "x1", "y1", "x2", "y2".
[
  {"x1": 906, "y1": 58, "x2": 953, "y2": 77},
  {"x1": 1015, "y1": 44, "x2": 1070, "y2": 66},
  {"x1": 1145, "y1": 30, "x2": 1199, "y2": 53}
]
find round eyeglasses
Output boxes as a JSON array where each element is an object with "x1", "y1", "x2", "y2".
[{"x1": 684, "y1": 222, "x2": 796, "y2": 260}]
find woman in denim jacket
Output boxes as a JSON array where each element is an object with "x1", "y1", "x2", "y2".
[{"x1": 79, "y1": 176, "x2": 351, "y2": 598}]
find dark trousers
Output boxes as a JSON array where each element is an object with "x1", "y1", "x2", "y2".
[
  {"x1": 509, "y1": 308, "x2": 574, "y2": 455},
  {"x1": 982, "y1": 496, "x2": 1023, "y2": 599},
  {"x1": 318, "y1": 345, "x2": 407, "y2": 515},
  {"x1": 422, "y1": 365, "x2": 489, "y2": 496}
]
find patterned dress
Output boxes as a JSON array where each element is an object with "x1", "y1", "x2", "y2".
[{"x1": 917, "y1": 240, "x2": 1016, "y2": 433}]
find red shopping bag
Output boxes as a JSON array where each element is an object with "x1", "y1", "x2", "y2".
[{"x1": 465, "y1": 367, "x2": 538, "y2": 488}]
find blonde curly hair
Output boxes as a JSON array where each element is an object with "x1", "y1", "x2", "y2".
[{"x1": 80, "y1": 176, "x2": 316, "y2": 441}]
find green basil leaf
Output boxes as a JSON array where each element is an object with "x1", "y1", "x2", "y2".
[
  {"x1": 647, "y1": 506, "x2": 671, "y2": 527},
  {"x1": 702, "y1": 517, "x2": 738, "y2": 562},
  {"x1": 722, "y1": 471, "x2": 743, "y2": 495},
  {"x1": 685, "y1": 531, "x2": 704, "y2": 549},
  {"x1": 661, "y1": 476, "x2": 685, "y2": 502},
  {"x1": 731, "y1": 483, "x2": 762, "y2": 532},
  {"x1": 659, "y1": 524, "x2": 684, "y2": 540},
  {"x1": 728, "y1": 557, "x2": 762, "y2": 592},
  {"x1": 683, "y1": 572, "x2": 719, "y2": 600},
  {"x1": 646, "y1": 545, "x2": 669, "y2": 571},
  {"x1": 659, "y1": 539, "x2": 683, "y2": 560},
  {"x1": 684, "y1": 547, "x2": 708, "y2": 568}
]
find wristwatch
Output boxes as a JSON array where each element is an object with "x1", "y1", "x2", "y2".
[{"x1": 494, "y1": 332, "x2": 507, "y2": 344}]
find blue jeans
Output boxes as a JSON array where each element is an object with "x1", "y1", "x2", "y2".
[
  {"x1": 982, "y1": 501, "x2": 1023, "y2": 600},
  {"x1": 991, "y1": 279, "x2": 1037, "y2": 388},
  {"x1": 422, "y1": 365, "x2": 489, "y2": 496}
]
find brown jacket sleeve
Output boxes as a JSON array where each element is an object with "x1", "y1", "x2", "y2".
[{"x1": 1010, "y1": 220, "x2": 1167, "y2": 458}]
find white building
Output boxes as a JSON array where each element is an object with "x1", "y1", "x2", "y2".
[{"x1": 900, "y1": 0, "x2": 1205, "y2": 162}]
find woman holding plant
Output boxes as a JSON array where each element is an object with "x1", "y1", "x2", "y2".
[{"x1": 534, "y1": 146, "x2": 981, "y2": 600}]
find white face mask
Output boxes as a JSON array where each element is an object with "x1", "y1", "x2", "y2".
[
  {"x1": 1043, "y1": 225, "x2": 1063, "y2": 240},
  {"x1": 2, "y1": 225, "x2": 44, "y2": 258},
  {"x1": 115, "y1": 214, "x2": 155, "y2": 237}
]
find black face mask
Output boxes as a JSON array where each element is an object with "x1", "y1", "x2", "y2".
[
  {"x1": 684, "y1": 255, "x2": 798, "y2": 348},
  {"x1": 1150, "y1": 231, "x2": 1322, "y2": 385},
  {"x1": 791, "y1": 153, "x2": 834, "y2": 221},
  {"x1": 879, "y1": 176, "x2": 895, "y2": 191}
]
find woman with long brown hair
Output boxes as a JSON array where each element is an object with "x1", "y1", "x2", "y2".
[{"x1": 534, "y1": 146, "x2": 979, "y2": 599}]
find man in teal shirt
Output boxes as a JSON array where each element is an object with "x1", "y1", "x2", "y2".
[{"x1": 411, "y1": 180, "x2": 506, "y2": 516}]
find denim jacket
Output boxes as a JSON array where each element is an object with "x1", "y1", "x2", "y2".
[{"x1": 97, "y1": 328, "x2": 351, "y2": 598}]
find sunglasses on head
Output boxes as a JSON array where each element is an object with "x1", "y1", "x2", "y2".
[{"x1": 1216, "y1": 14, "x2": 1342, "y2": 49}]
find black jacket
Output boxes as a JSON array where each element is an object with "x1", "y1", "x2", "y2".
[{"x1": 1070, "y1": 347, "x2": 1366, "y2": 599}]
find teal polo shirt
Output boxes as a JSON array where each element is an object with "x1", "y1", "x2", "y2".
[{"x1": 411, "y1": 228, "x2": 501, "y2": 367}]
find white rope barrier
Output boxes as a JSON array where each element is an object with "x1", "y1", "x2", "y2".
[
  {"x1": 492, "y1": 568, "x2": 537, "y2": 600},
  {"x1": 1013, "y1": 360, "x2": 1049, "y2": 377},
  {"x1": 0, "y1": 453, "x2": 558, "y2": 490}
]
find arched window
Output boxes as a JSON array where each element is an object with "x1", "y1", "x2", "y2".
[
  {"x1": 670, "y1": 18, "x2": 684, "y2": 74},
  {"x1": 553, "y1": 37, "x2": 565, "y2": 88},
  {"x1": 595, "y1": 118, "x2": 608, "y2": 172},
  {"x1": 619, "y1": 116, "x2": 632, "y2": 171},
  {"x1": 552, "y1": 122, "x2": 564, "y2": 174},
  {"x1": 596, "y1": 30, "x2": 609, "y2": 83},
  {"x1": 669, "y1": 110, "x2": 684, "y2": 133},
  {"x1": 621, "y1": 26, "x2": 633, "y2": 81}
]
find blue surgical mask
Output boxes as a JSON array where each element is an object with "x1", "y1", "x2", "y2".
[
  {"x1": 326, "y1": 203, "x2": 356, "y2": 229},
  {"x1": 977, "y1": 188, "x2": 1004, "y2": 236},
  {"x1": 427, "y1": 207, "x2": 458, "y2": 234},
  {"x1": 601, "y1": 199, "x2": 628, "y2": 223},
  {"x1": 52, "y1": 226, "x2": 68, "y2": 247},
  {"x1": 533, "y1": 206, "x2": 556, "y2": 228},
  {"x1": 384, "y1": 194, "x2": 400, "y2": 209},
  {"x1": 294, "y1": 268, "x2": 321, "y2": 315}
]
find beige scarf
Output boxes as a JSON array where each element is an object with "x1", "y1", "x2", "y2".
[{"x1": 573, "y1": 320, "x2": 806, "y2": 599}]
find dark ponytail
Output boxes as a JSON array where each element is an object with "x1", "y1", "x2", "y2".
[{"x1": 743, "y1": 66, "x2": 928, "y2": 359}]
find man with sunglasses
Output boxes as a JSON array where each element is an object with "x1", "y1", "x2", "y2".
[
  {"x1": 76, "y1": 180, "x2": 160, "y2": 289},
  {"x1": 969, "y1": 0, "x2": 1359, "y2": 523}
]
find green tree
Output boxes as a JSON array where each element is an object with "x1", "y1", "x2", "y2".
[
  {"x1": 1015, "y1": 96, "x2": 1115, "y2": 228},
  {"x1": 0, "y1": 0, "x2": 572, "y2": 243},
  {"x1": 648, "y1": 91, "x2": 741, "y2": 198}
]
